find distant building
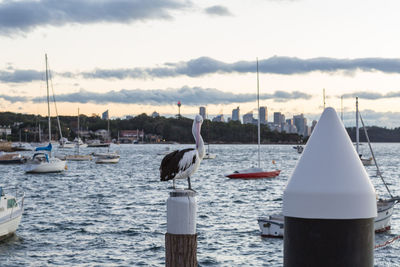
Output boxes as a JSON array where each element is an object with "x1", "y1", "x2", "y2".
[
  {"x1": 274, "y1": 112, "x2": 285, "y2": 125},
  {"x1": 95, "y1": 129, "x2": 109, "y2": 140},
  {"x1": 199, "y1": 107, "x2": 206, "y2": 120},
  {"x1": 259, "y1": 107, "x2": 267, "y2": 124},
  {"x1": 102, "y1": 110, "x2": 109, "y2": 120},
  {"x1": 293, "y1": 114, "x2": 307, "y2": 136},
  {"x1": 0, "y1": 126, "x2": 11, "y2": 136},
  {"x1": 151, "y1": 111, "x2": 160, "y2": 118},
  {"x1": 119, "y1": 130, "x2": 144, "y2": 143},
  {"x1": 232, "y1": 107, "x2": 240, "y2": 122},
  {"x1": 311, "y1": 120, "x2": 318, "y2": 133},
  {"x1": 243, "y1": 112, "x2": 254, "y2": 124},
  {"x1": 284, "y1": 119, "x2": 297, "y2": 133},
  {"x1": 212, "y1": 114, "x2": 225, "y2": 122}
]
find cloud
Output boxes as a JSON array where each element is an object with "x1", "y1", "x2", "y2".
[
  {"x1": 7, "y1": 56, "x2": 400, "y2": 83},
  {"x1": 0, "y1": 69, "x2": 43, "y2": 83},
  {"x1": 27, "y1": 86, "x2": 311, "y2": 105},
  {"x1": 0, "y1": 0, "x2": 190, "y2": 36},
  {"x1": 0, "y1": 95, "x2": 29, "y2": 103},
  {"x1": 342, "y1": 91, "x2": 400, "y2": 100},
  {"x1": 204, "y1": 5, "x2": 233, "y2": 17},
  {"x1": 80, "y1": 56, "x2": 400, "y2": 80}
]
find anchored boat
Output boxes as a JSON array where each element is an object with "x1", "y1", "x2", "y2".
[
  {"x1": 0, "y1": 187, "x2": 24, "y2": 239},
  {"x1": 258, "y1": 198, "x2": 399, "y2": 238}
]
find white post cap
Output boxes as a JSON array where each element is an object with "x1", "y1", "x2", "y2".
[
  {"x1": 167, "y1": 189, "x2": 197, "y2": 234},
  {"x1": 283, "y1": 107, "x2": 377, "y2": 219}
]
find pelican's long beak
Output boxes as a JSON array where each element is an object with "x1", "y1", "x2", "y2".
[{"x1": 195, "y1": 122, "x2": 201, "y2": 148}]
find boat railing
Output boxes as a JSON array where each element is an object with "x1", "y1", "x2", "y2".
[{"x1": 4, "y1": 186, "x2": 25, "y2": 219}]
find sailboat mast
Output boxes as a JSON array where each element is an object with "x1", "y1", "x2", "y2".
[
  {"x1": 77, "y1": 107, "x2": 80, "y2": 154},
  {"x1": 45, "y1": 54, "x2": 51, "y2": 144},
  {"x1": 356, "y1": 97, "x2": 359, "y2": 154},
  {"x1": 257, "y1": 58, "x2": 261, "y2": 168},
  {"x1": 341, "y1": 95, "x2": 344, "y2": 122}
]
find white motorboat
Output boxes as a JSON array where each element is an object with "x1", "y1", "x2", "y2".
[
  {"x1": 258, "y1": 198, "x2": 398, "y2": 238},
  {"x1": 65, "y1": 154, "x2": 92, "y2": 161},
  {"x1": 25, "y1": 152, "x2": 67, "y2": 173},
  {"x1": 11, "y1": 142, "x2": 34, "y2": 151},
  {"x1": 0, "y1": 187, "x2": 24, "y2": 239},
  {"x1": 73, "y1": 137, "x2": 87, "y2": 148},
  {"x1": 203, "y1": 152, "x2": 217, "y2": 159},
  {"x1": 95, "y1": 153, "x2": 120, "y2": 164},
  {"x1": 0, "y1": 153, "x2": 25, "y2": 164},
  {"x1": 293, "y1": 145, "x2": 304, "y2": 154},
  {"x1": 59, "y1": 138, "x2": 75, "y2": 149}
]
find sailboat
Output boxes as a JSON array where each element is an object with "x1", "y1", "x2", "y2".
[
  {"x1": 355, "y1": 97, "x2": 373, "y2": 166},
  {"x1": 25, "y1": 54, "x2": 67, "y2": 173},
  {"x1": 203, "y1": 117, "x2": 216, "y2": 159},
  {"x1": 66, "y1": 108, "x2": 92, "y2": 161},
  {"x1": 225, "y1": 59, "x2": 280, "y2": 179},
  {"x1": 94, "y1": 110, "x2": 120, "y2": 164}
]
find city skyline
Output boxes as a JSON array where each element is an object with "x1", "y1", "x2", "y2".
[{"x1": 1, "y1": 0, "x2": 400, "y2": 127}]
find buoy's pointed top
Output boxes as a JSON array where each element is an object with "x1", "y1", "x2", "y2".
[{"x1": 283, "y1": 107, "x2": 377, "y2": 219}]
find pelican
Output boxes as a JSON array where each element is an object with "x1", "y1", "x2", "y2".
[{"x1": 160, "y1": 114, "x2": 205, "y2": 190}]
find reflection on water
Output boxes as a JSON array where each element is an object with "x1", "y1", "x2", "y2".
[{"x1": 0, "y1": 143, "x2": 398, "y2": 266}]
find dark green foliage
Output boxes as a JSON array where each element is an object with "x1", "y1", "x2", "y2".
[{"x1": 7, "y1": 111, "x2": 399, "y2": 143}]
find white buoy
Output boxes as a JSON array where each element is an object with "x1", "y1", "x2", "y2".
[
  {"x1": 283, "y1": 107, "x2": 377, "y2": 267},
  {"x1": 165, "y1": 189, "x2": 197, "y2": 266}
]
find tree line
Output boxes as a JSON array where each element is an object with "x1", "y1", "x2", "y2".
[{"x1": 0, "y1": 111, "x2": 399, "y2": 143}]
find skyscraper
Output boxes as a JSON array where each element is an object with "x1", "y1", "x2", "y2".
[
  {"x1": 102, "y1": 110, "x2": 109, "y2": 120},
  {"x1": 243, "y1": 112, "x2": 254, "y2": 124},
  {"x1": 232, "y1": 107, "x2": 240, "y2": 121},
  {"x1": 259, "y1": 106, "x2": 267, "y2": 124},
  {"x1": 274, "y1": 112, "x2": 284, "y2": 125},
  {"x1": 199, "y1": 106, "x2": 206, "y2": 120},
  {"x1": 293, "y1": 114, "x2": 307, "y2": 136}
]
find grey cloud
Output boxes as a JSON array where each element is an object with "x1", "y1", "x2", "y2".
[
  {"x1": 30, "y1": 86, "x2": 311, "y2": 105},
  {"x1": 8, "y1": 56, "x2": 400, "y2": 83},
  {"x1": 342, "y1": 91, "x2": 400, "y2": 100},
  {"x1": 204, "y1": 5, "x2": 233, "y2": 16},
  {"x1": 0, "y1": 69, "x2": 43, "y2": 83},
  {"x1": 79, "y1": 56, "x2": 400, "y2": 80},
  {"x1": 0, "y1": 0, "x2": 190, "y2": 35},
  {"x1": 0, "y1": 95, "x2": 29, "y2": 103}
]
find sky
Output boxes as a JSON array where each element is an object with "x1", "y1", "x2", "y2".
[{"x1": 1, "y1": 0, "x2": 400, "y2": 127}]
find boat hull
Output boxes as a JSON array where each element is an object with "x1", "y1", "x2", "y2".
[
  {"x1": 203, "y1": 153, "x2": 217, "y2": 159},
  {"x1": 226, "y1": 170, "x2": 281, "y2": 179},
  {"x1": 361, "y1": 157, "x2": 373, "y2": 166},
  {"x1": 25, "y1": 159, "x2": 67, "y2": 173},
  {"x1": 95, "y1": 158, "x2": 119, "y2": 164},
  {"x1": 0, "y1": 210, "x2": 23, "y2": 239},
  {"x1": 258, "y1": 199, "x2": 396, "y2": 237},
  {"x1": 66, "y1": 155, "x2": 92, "y2": 161}
]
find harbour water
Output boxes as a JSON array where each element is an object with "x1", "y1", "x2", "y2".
[{"x1": 0, "y1": 143, "x2": 399, "y2": 266}]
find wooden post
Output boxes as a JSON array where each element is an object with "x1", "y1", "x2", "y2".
[
  {"x1": 165, "y1": 189, "x2": 197, "y2": 267},
  {"x1": 283, "y1": 108, "x2": 377, "y2": 267}
]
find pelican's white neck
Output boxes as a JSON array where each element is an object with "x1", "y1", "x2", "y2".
[{"x1": 193, "y1": 120, "x2": 205, "y2": 159}]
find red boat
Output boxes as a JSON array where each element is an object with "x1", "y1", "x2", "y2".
[{"x1": 225, "y1": 168, "x2": 281, "y2": 179}]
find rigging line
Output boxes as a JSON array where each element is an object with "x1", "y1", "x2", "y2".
[{"x1": 359, "y1": 112, "x2": 393, "y2": 198}]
